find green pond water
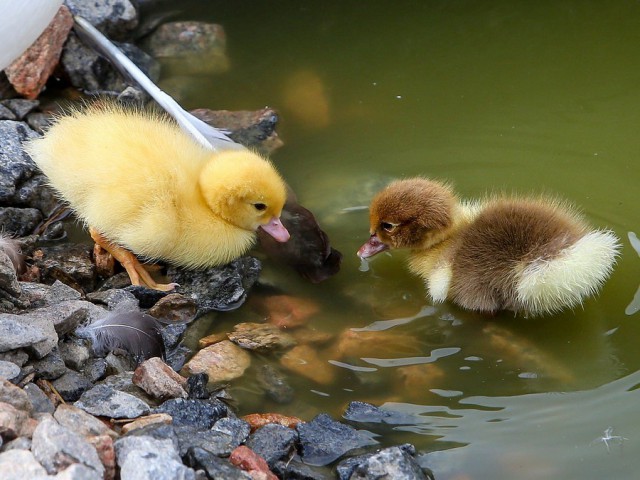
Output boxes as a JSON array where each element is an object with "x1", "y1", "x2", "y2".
[{"x1": 148, "y1": 1, "x2": 640, "y2": 478}]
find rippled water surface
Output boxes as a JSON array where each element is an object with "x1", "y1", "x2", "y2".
[{"x1": 151, "y1": 1, "x2": 640, "y2": 478}]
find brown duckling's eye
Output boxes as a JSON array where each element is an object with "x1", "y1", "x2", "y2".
[
  {"x1": 254, "y1": 203, "x2": 267, "y2": 211},
  {"x1": 381, "y1": 222, "x2": 397, "y2": 233}
]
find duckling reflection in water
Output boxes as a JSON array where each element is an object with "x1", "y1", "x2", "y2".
[
  {"x1": 358, "y1": 178, "x2": 621, "y2": 316},
  {"x1": 26, "y1": 103, "x2": 290, "y2": 291}
]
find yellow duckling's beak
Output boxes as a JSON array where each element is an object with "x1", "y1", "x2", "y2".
[{"x1": 260, "y1": 217, "x2": 290, "y2": 242}]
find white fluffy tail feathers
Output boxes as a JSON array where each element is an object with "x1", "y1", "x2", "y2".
[{"x1": 516, "y1": 230, "x2": 621, "y2": 315}]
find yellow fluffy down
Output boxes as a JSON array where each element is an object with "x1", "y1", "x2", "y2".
[{"x1": 25, "y1": 104, "x2": 287, "y2": 268}]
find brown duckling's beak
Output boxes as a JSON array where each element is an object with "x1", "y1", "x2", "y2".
[
  {"x1": 357, "y1": 234, "x2": 389, "y2": 258},
  {"x1": 260, "y1": 217, "x2": 290, "y2": 242}
]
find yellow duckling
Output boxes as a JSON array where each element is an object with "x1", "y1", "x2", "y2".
[
  {"x1": 26, "y1": 103, "x2": 290, "y2": 291},
  {"x1": 358, "y1": 178, "x2": 621, "y2": 316}
]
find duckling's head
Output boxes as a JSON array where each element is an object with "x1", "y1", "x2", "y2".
[
  {"x1": 199, "y1": 150, "x2": 290, "y2": 241},
  {"x1": 358, "y1": 178, "x2": 457, "y2": 258}
]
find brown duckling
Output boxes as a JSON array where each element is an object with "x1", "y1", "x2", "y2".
[{"x1": 358, "y1": 178, "x2": 620, "y2": 316}]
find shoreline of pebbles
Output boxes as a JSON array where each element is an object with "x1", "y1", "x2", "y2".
[{"x1": 0, "y1": 1, "x2": 435, "y2": 479}]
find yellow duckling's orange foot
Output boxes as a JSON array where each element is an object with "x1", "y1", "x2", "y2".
[{"x1": 89, "y1": 227, "x2": 178, "y2": 292}]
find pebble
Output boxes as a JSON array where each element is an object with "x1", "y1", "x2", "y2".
[
  {"x1": 132, "y1": 357, "x2": 188, "y2": 400},
  {"x1": 296, "y1": 414, "x2": 378, "y2": 466},
  {"x1": 31, "y1": 417, "x2": 105, "y2": 477},
  {"x1": 174, "y1": 425, "x2": 235, "y2": 457},
  {"x1": 247, "y1": 423, "x2": 298, "y2": 469},
  {"x1": 148, "y1": 293, "x2": 197, "y2": 323},
  {"x1": 154, "y1": 397, "x2": 228, "y2": 429},
  {"x1": 229, "y1": 445, "x2": 278, "y2": 480},
  {"x1": 0, "y1": 360, "x2": 20, "y2": 381},
  {"x1": 75, "y1": 384, "x2": 150, "y2": 419},
  {"x1": 120, "y1": 413, "x2": 172, "y2": 435},
  {"x1": 53, "y1": 403, "x2": 119, "y2": 439},
  {"x1": 256, "y1": 364, "x2": 295, "y2": 404},
  {"x1": 185, "y1": 446, "x2": 252, "y2": 480},
  {"x1": 115, "y1": 434, "x2": 196, "y2": 480},
  {"x1": 51, "y1": 370, "x2": 94, "y2": 402},
  {"x1": 0, "y1": 449, "x2": 47, "y2": 478},
  {"x1": 182, "y1": 340, "x2": 251, "y2": 383},
  {"x1": 228, "y1": 322, "x2": 296, "y2": 352}
]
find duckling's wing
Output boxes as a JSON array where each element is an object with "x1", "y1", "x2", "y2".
[{"x1": 73, "y1": 15, "x2": 241, "y2": 152}]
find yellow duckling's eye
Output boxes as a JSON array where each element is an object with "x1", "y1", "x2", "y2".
[
  {"x1": 381, "y1": 222, "x2": 398, "y2": 233},
  {"x1": 254, "y1": 203, "x2": 267, "y2": 212}
]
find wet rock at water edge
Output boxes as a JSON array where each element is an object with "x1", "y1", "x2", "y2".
[
  {"x1": 337, "y1": 444, "x2": 434, "y2": 480},
  {"x1": 256, "y1": 364, "x2": 295, "y2": 404},
  {"x1": 191, "y1": 108, "x2": 284, "y2": 156},
  {"x1": 228, "y1": 322, "x2": 296, "y2": 352},
  {"x1": 247, "y1": 423, "x2": 298, "y2": 469},
  {"x1": 296, "y1": 413, "x2": 378, "y2": 466},
  {"x1": 182, "y1": 340, "x2": 251, "y2": 384},
  {"x1": 142, "y1": 21, "x2": 229, "y2": 75},
  {"x1": 31, "y1": 417, "x2": 105, "y2": 477},
  {"x1": 154, "y1": 397, "x2": 229, "y2": 429},
  {"x1": 168, "y1": 257, "x2": 262, "y2": 315},
  {"x1": 149, "y1": 292, "x2": 197, "y2": 323},
  {"x1": 75, "y1": 384, "x2": 150, "y2": 419},
  {"x1": 343, "y1": 401, "x2": 420, "y2": 427},
  {"x1": 212, "y1": 416, "x2": 251, "y2": 448}
]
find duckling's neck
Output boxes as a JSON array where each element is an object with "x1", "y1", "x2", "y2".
[{"x1": 408, "y1": 200, "x2": 479, "y2": 273}]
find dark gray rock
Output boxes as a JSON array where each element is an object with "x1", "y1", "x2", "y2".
[
  {"x1": 31, "y1": 348, "x2": 68, "y2": 380},
  {"x1": 190, "y1": 108, "x2": 282, "y2": 156},
  {"x1": 186, "y1": 373, "x2": 210, "y2": 400},
  {"x1": 29, "y1": 299, "x2": 106, "y2": 336},
  {"x1": 185, "y1": 447, "x2": 251, "y2": 480},
  {"x1": 154, "y1": 398, "x2": 228, "y2": 429},
  {"x1": 164, "y1": 344, "x2": 191, "y2": 372},
  {"x1": 346, "y1": 445, "x2": 430, "y2": 480},
  {"x1": 11, "y1": 174, "x2": 59, "y2": 217},
  {"x1": 0, "y1": 207, "x2": 42, "y2": 236},
  {"x1": 174, "y1": 425, "x2": 235, "y2": 457},
  {"x1": 32, "y1": 244, "x2": 97, "y2": 293},
  {"x1": 168, "y1": 257, "x2": 262, "y2": 315},
  {"x1": 0, "y1": 100, "x2": 39, "y2": 120},
  {"x1": 26, "y1": 111, "x2": 53, "y2": 134},
  {"x1": 31, "y1": 417, "x2": 105, "y2": 477},
  {"x1": 0, "y1": 360, "x2": 20, "y2": 382},
  {"x1": 0, "y1": 104, "x2": 16, "y2": 120},
  {"x1": 256, "y1": 364, "x2": 294, "y2": 404},
  {"x1": 0, "y1": 349, "x2": 28, "y2": 367},
  {"x1": 0, "y1": 251, "x2": 21, "y2": 299},
  {"x1": 59, "y1": 339, "x2": 91, "y2": 370},
  {"x1": 115, "y1": 434, "x2": 196, "y2": 480},
  {"x1": 23, "y1": 383, "x2": 55, "y2": 414},
  {"x1": 161, "y1": 323, "x2": 188, "y2": 352},
  {"x1": 52, "y1": 370, "x2": 93, "y2": 402},
  {"x1": 127, "y1": 423, "x2": 180, "y2": 451},
  {"x1": 0, "y1": 121, "x2": 40, "y2": 203},
  {"x1": 75, "y1": 384, "x2": 150, "y2": 418},
  {"x1": 343, "y1": 401, "x2": 418, "y2": 426},
  {"x1": 274, "y1": 457, "x2": 333, "y2": 480},
  {"x1": 211, "y1": 417, "x2": 250, "y2": 449},
  {"x1": 247, "y1": 423, "x2": 298, "y2": 469},
  {"x1": 61, "y1": 34, "x2": 159, "y2": 94},
  {"x1": 64, "y1": 0, "x2": 139, "y2": 40},
  {"x1": 0, "y1": 311, "x2": 57, "y2": 359},
  {"x1": 296, "y1": 414, "x2": 378, "y2": 466},
  {"x1": 83, "y1": 357, "x2": 108, "y2": 382},
  {"x1": 86, "y1": 288, "x2": 138, "y2": 310}
]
